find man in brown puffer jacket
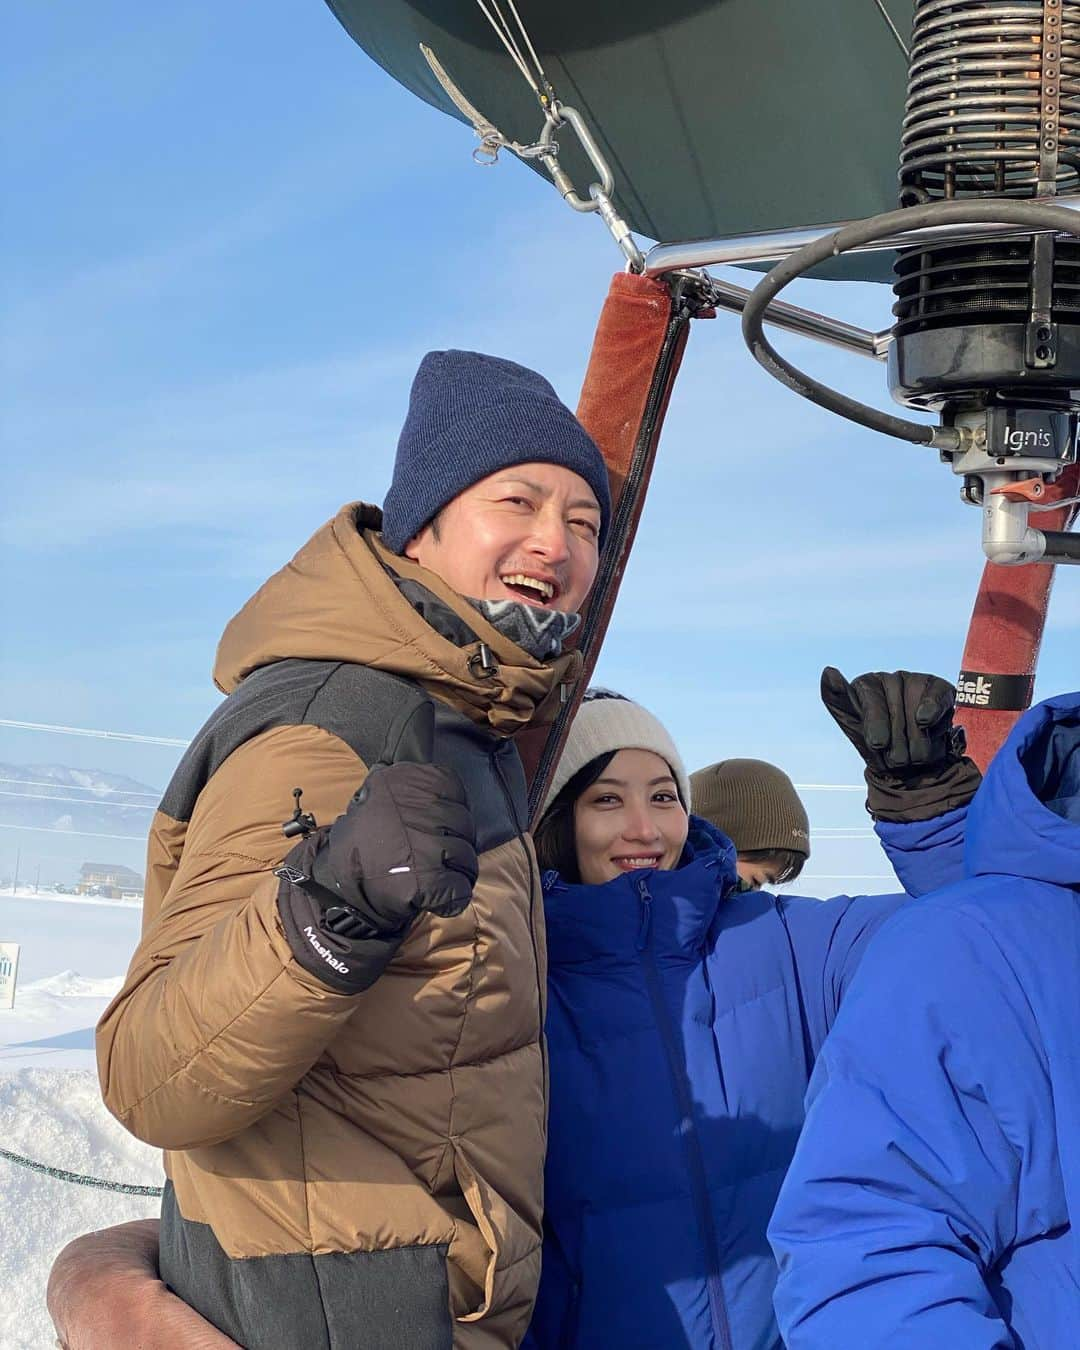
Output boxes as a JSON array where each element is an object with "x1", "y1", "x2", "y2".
[{"x1": 87, "y1": 350, "x2": 609, "y2": 1350}]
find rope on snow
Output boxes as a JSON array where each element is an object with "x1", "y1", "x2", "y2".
[{"x1": 0, "y1": 1144, "x2": 163, "y2": 1197}]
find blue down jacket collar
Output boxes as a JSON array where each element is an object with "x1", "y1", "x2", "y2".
[
  {"x1": 966, "y1": 690, "x2": 1080, "y2": 887},
  {"x1": 542, "y1": 816, "x2": 738, "y2": 965}
]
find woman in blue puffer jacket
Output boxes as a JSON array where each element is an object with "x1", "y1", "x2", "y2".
[{"x1": 524, "y1": 683, "x2": 972, "y2": 1350}]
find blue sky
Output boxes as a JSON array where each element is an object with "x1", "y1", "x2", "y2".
[{"x1": 3, "y1": 1, "x2": 1077, "y2": 886}]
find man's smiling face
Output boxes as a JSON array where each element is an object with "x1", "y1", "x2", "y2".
[{"x1": 403, "y1": 461, "x2": 602, "y2": 614}]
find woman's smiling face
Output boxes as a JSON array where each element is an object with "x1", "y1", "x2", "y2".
[{"x1": 573, "y1": 748, "x2": 689, "y2": 885}]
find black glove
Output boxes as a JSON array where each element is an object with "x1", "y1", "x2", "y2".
[
  {"x1": 278, "y1": 761, "x2": 478, "y2": 993},
  {"x1": 820, "y1": 667, "x2": 982, "y2": 823}
]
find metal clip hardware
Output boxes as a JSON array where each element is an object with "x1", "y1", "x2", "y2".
[
  {"x1": 418, "y1": 45, "x2": 644, "y2": 270},
  {"x1": 282, "y1": 787, "x2": 318, "y2": 839},
  {"x1": 469, "y1": 642, "x2": 498, "y2": 679},
  {"x1": 537, "y1": 105, "x2": 645, "y2": 270},
  {"x1": 536, "y1": 104, "x2": 614, "y2": 212},
  {"x1": 421, "y1": 44, "x2": 550, "y2": 167}
]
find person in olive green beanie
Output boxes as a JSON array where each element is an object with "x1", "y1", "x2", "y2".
[{"x1": 689, "y1": 758, "x2": 810, "y2": 891}]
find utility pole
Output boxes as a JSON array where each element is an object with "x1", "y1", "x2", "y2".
[
  {"x1": 12, "y1": 849, "x2": 20, "y2": 894},
  {"x1": 34, "y1": 863, "x2": 40, "y2": 894}
]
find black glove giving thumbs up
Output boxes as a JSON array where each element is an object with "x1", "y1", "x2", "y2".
[
  {"x1": 277, "y1": 700, "x2": 478, "y2": 994},
  {"x1": 305, "y1": 761, "x2": 478, "y2": 930},
  {"x1": 821, "y1": 668, "x2": 982, "y2": 823}
]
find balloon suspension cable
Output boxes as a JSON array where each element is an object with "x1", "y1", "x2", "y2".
[
  {"x1": 473, "y1": 0, "x2": 557, "y2": 114},
  {"x1": 872, "y1": 0, "x2": 910, "y2": 59},
  {"x1": 420, "y1": 19, "x2": 645, "y2": 271}
]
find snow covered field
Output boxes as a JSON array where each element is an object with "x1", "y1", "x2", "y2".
[{"x1": 0, "y1": 894, "x2": 162, "y2": 1350}]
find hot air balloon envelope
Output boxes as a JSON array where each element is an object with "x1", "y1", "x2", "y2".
[{"x1": 326, "y1": 0, "x2": 912, "y2": 280}]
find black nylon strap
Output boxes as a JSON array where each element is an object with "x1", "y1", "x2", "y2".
[
  {"x1": 278, "y1": 872, "x2": 402, "y2": 994},
  {"x1": 955, "y1": 671, "x2": 1034, "y2": 712}
]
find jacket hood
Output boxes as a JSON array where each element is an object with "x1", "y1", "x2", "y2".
[
  {"x1": 213, "y1": 502, "x2": 581, "y2": 736},
  {"x1": 966, "y1": 691, "x2": 1080, "y2": 887},
  {"x1": 543, "y1": 816, "x2": 737, "y2": 966}
]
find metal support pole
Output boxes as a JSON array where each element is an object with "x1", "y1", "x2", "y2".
[{"x1": 643, "y1": 194, "x2": 1080, "y2": 275}]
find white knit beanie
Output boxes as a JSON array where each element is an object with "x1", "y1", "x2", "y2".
[{"x1": 543, "y1": 689, "x2": 691, "y2": 815}]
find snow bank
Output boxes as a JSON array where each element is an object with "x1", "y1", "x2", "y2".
[
  {"x1": 1, "y1": 965, "x2": 163, "y2": 1348},
  {"x1": 0, "y1": 1067, "x2": 163, "y2": 1349},
  {"x1": 23, "y1": 970, "x2": 123, "y2": 1000},
  {"x1": 1, "y1": 973, "x2": 122, "y2": 1071}
]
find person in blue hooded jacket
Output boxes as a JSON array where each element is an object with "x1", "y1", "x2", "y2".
[
  {"x1": 524, "y1": 671, "x2": 980, "y2": 1350},
  {"x1": 768, "y1": 689, "x2": 1080, "y2": 1349}
]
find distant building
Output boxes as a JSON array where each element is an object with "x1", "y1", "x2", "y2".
[{"x1": 78, "y1": 862, "x2": 144, "y2": 901}]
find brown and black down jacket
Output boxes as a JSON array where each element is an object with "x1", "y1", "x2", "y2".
[{"x1": 96, "y1": 503, "x2": 580, "y2": 1350}]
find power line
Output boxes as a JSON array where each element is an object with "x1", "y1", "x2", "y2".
[
  {"x1": 0, "y1": 719, "x2": 189, "y2": 748},
  {"x1": 0, "y1": 789, "x2": 154, "y2": 812},
  {"x1": 0, "y1": 776, "x2": 158, "y2": 799},
  {"x1": 0, "y1": 822, "x2": 144, "y2": 842},
  {"x1": 2, "y1": 722, "x2": 873, "y2": 788}
]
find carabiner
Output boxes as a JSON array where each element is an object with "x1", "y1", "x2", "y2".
[{"x1": 538, "y1": 104, "x2": 615, "y2": 213}]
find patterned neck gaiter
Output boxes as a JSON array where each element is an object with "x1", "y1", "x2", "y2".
[
  {"x1": 386, "y1": 568, "x2": 580, "y2": 664},
  {"x1": 467, "y1": 597, "x2": 581, "y2": 662}
]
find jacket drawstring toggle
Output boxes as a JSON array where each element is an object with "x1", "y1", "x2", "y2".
[{"x1": 468, "y1": 642, "x2": 498, "y2": 679}]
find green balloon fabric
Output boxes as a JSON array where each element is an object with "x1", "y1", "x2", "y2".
[{"x1": 325, "y1": 0, "x2": 912, "y2": 282}]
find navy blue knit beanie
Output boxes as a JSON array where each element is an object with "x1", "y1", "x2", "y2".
[{"x1": 381, "y1": 350, "x2": 611, "y2": 554}]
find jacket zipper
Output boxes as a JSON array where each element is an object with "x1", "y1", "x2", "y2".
[{"x1": 635, "y1": 876, "x2": 734, "y2": 1350}]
